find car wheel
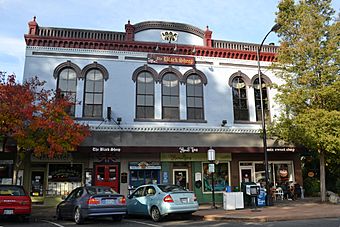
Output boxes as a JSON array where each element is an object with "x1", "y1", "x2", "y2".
[
  {"x1": 151, "y1": 206, "x2": 162, "y2": 222},
  {"x1": 112, "y1": 215, "x2": 123, "y2": 221},
  {"x1": 56, "y1": 208, "x2": 62, "y2": 220},
  {"x1": 74, "y1": 207, "x2": 84, "y2": 225}
]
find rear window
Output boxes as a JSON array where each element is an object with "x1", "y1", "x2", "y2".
[
  {"x1": 158, "y1": 185, "x2": 186, "y2": 193},
  {"x1": 86, "y1": 187, "x2": 117, "y2": 196},
  {"x1": 0, "y1": 186, "x2": 26, "y2": 196}
]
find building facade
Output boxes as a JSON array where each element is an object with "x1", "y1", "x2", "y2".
[{"x1": 18, "y1": 17, "x2": 303, "y2": 203}]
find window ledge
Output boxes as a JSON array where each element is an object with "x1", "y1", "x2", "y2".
[{"x1": 134, "y1": 118, "x2": 207, "y2": 123}]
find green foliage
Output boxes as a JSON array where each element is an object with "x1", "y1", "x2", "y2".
[
  {"x1": 269, "y1": 0, "x2": 340, "y2": 163},
  {"x1": 269, "y1": 0, "x2": 339, "y2": 199},
  {"x1": 303, "y1": 177, "x2": 320, "y2": 197}
]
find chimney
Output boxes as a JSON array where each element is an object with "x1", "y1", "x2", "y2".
[
  {"x1": 28, "y1": 16, "x2": 38, "y2": 35},
  {"x1": 125, "y1": 20, "x2": 135, "y2": 41}
]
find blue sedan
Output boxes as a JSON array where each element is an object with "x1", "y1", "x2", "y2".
[
  {"x1": 127, "y1": 184, "x2": 199, "y2": 222},
  {"x1": 56, "y1": 186, "x2": 127, "y2": 224}
]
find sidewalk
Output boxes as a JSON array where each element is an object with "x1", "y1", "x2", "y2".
[
  {"x1": 194, "y1": 197, "x2": 340, "y2": 222},
  {"x1": 32, "y1": 197, "x2": 340, "y2": 222}
]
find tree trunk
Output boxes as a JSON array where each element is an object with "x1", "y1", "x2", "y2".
[{"x1": 319, "y1": 149, "x2": 326, "y2": 202}]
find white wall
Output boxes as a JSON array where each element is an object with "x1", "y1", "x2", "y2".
[{"x1": 23, "y1": 46, "x2": 281, "y2": 131}]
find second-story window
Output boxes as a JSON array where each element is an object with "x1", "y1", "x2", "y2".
[
  {"x1": 83, "y1": 69, "x2": 104, "y2": 118},
  {"x1": 136, "y1": 71, "x2": 154, "y2": 119},
  {"x1": 162, "y1": 73, "x2": 179, "y2": 119},
  {"x1": 232, "y1": 76, "x2": 249, "y2": 121},
  {"x1": 57, "y1": 68, "x2": 77, "y2": 116},
  {"x1": 187, "y1": 74, "x2": 204, "y2": 120},
  {"x1": 254, "y1": 78, "x2": 269, "y2": 121}
]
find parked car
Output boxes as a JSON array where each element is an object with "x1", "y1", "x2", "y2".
[
  {"x1": 127, "y1": 184, "x2": 199, "y2": 222},
  {"x1": 56, "y1": 186, "x2": 126, "y2": 224},
  {"x1": 0, "y1": 185, "x2": 31, "y2": 221}
]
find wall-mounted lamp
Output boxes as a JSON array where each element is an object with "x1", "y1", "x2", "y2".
[
  {"x1": 116, "y1": 117, "x2": 122, "y2": 125},
  {"x1": 221, "y1": 120, "x2": 227, "y2": 127}
]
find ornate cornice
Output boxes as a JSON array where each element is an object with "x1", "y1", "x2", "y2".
[{"x1": 88, "y1": 125, "x2": 260, "y2": 134}]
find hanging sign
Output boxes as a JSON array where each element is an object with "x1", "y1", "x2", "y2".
[{"x1": 147, "y1": 54, "x2": 195, "y2": 66}]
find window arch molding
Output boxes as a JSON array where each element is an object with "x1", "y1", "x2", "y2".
[
  {"x1": 53, "y1": 60, "x2": 81, "y2": 79},
  {"x1": 228, "y1": 70, "x2": 251, "y2": 87},
  {"x1": 250, "y1": 73, "x2": 272, "y2": 86},
  {"x1": 132, "y1": 64, "x2": 159, "y2": 83},
  {"x1": 81, "y1": 62, "x2": 109, "y2": 81},
  {"x1": 183, "y1": 68, "x2": 207, "y2": 85},
  {"x1": 159, "y1": 66, "x2": 183, "y2": 84}
]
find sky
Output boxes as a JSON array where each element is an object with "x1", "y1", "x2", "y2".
[{"x1": 0, "y1": 0, "x2": 339, "y2": 81}]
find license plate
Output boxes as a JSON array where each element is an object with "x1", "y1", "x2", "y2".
[
  {"x1": 103, "y1": 199, "x2": 115, "y2": 205},
  {"x1": 180, "y1": 198, "x2": 188, "y2": 203},
  {"x1": 4, "y1": 209, "x2": 14, "y2": 215}
]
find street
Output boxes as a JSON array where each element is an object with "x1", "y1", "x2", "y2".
[{"x1": 0, "y1": 216, "x2": 339, "y2": 227}]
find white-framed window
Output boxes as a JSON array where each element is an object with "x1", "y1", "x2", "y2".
[
  {"x1": 202, "y1": 162, "x2": 230, "y2": 193},
  {"x1": 239, "y1": 161, "x2": 294, "y2": 188}
]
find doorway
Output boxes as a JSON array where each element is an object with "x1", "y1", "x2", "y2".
[
  {"x1": 239, "y1": 166, "x2": 254, "y2": 184},
  {"x1": 173, "y1": 169, "x2": 188, "y2": 189},
  {"x1": 95, "y1": 164, "x2": 119, "y2": 192}
]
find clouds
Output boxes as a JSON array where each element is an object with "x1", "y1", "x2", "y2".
[{"x1": 0, "y1": 35, "x2": 25, "y2": 78}]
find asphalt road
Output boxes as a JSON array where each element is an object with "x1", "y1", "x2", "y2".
[{"x1": 0, "y1": 216, "x2": 340, "y2": 227}]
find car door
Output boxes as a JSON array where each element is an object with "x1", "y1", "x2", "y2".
[
  {"x1": 127, "y1": 186, "x2": 145, "y2": 215},
  {"x1": 59, "y1": 188, "x2": 81, "y2": 218},
  {"x1": 144, "y1": 186, "x2": 157, "y2": 215}
]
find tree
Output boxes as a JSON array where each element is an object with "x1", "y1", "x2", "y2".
[
  {"x1": 269, "y1": 0, "x2": 340, "y2": 202},
  {"x1": 0, "y1": 73, "x2": 90, "y2": 183}
]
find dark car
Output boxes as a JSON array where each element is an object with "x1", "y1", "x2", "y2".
[
  {"x1": 56, "y1": 186, "x2": 127, "y2": 224},
  {"x1": 0, "y1": 185, "x2": 32, "y2": 221}
]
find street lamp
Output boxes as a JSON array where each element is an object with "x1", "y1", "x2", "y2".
[
  {"x1": 256, "y1": 23, "x2": 281, "y2": 206},
  {"x1": 207, "y1": 147, "x2": 217, "y2": 209}
]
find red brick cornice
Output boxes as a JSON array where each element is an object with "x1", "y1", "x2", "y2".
[{"x1": 24, "y1": 35, "x2": 277, "y2": 62}]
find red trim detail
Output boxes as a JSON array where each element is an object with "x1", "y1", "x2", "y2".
[{"x1": 24, "y1": 35, "x2": 277, "y2": 62}]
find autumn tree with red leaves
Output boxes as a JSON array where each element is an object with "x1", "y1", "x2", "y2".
[{"x1": 0, "y1": 73, "x2": 90, "y2": 183}]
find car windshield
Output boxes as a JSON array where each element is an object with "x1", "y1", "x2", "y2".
[
  {"x1": 86, "y1": 187, "x2": 117, "y2": 196},
  {"x1": 0, "y1": 186, "x2": 26, "y2": 196},
  {"x1": 158, "y1": 185, "x2": 186, "y2": 192}
]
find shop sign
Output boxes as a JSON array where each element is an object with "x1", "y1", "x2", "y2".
[
  {"x1": 129, "y1": 161, "x2": 161, "y2": 170},
  {"x1": 147, "y1": 54, "x2": 195, "y2": 66},
  {"x1": 308, "y1": 171, "x2": 315, "y2": 177},
  {"x1": 31, "y1": 153, "x2": 72, "y2": 162},
  {"x1": 179, "y1": 146, "x2": 198, "y2": 153},
  {"x1": 266, "y1": 147, "x2": 295, "y2": 152},
  {"x1": 161, "y1": 153, "x2": 231, "y2": 162},
  {"x1": 92, "y1": 147, "x2": 121, "y2": 152}
]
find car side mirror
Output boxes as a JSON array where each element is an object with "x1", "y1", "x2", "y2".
[
  {"x1": 128, "y1": 194, "x2": 133, "y2": 199},
  {"x1": 61, "y1": 195, "x2": 66, "y2": 200}
]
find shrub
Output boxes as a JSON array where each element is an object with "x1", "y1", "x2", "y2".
[{"x1": 303, "y1": 177, "x2": 320, "y2": 197}]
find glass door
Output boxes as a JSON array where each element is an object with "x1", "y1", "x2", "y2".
[{"x1": 173, "y1": 169, "x2": 188, "y2": 189}]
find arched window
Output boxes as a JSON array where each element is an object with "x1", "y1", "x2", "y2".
[
  {"x1": 136, "y1": 71, "x2": 155, "y2": 119},
  {"x1": 57, "y1": 68, "x2": 77, "y2": 116},
  {"x1": 232, "y1": 76, "x2": 249, "y2": 121},
  {"x1": 186, "y1": 74, "x2": 204, "y2": 120},
  {"x1": 162, "y1": 73, "x2": 179, "y2": 119},
  {"x1": 83, "y1": 69, "x2": 104, "y2": 118},
  {"x1": 253, "y1": 78, "x2": 269, "y2": 121}
]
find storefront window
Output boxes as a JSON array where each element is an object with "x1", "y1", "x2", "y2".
[
  {"x1": 253, "y1": 162, "x2": 294, "y2": 187},
  {"x1": 202, "y1": 162, "x2": 230, "y2": 192},
  {"x1": 47, "y1": 164, "x2": 82, "y2": 196},
  {"x1": 0, "y1": 161, "x2": 13, "y2": 185},
  {"x1": 130, "y1": 170, "x2": 160, "y2": 189}
]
